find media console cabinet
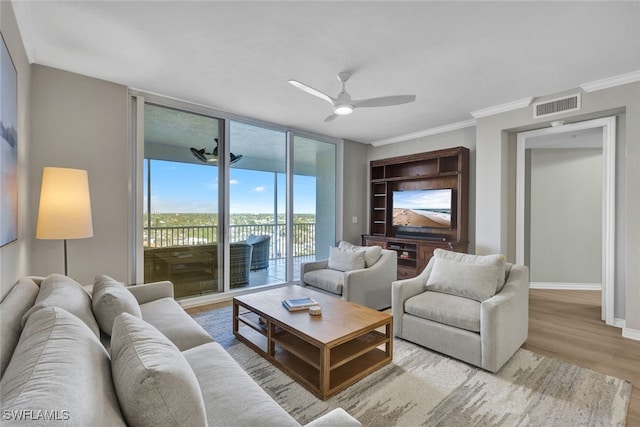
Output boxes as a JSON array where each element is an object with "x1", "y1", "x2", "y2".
[{"x1": 363, "y1": 146, "x2": 469, "y2": 279}]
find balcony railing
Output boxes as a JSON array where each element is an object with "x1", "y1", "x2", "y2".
[{"x1": 144, "y1": 223, "x2": 315, "y2": 258}]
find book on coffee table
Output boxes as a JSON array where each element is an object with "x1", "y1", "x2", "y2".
[{"x1": 282, "y1": 297, "x2": 317, "y2": 312}]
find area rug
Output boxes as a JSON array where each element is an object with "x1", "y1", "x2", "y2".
[{"x1": 192, "y1": 306, "x2": 631, "y2": 426}]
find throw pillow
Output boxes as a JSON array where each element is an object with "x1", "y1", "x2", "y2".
[
  {"x1": 1, "y1": 307, "x2": 126, "y2": 426},
  {"x1": 110, "y1": 313, "x2": 207, "y2": 427},
  {"x1": 21, "y1": 273, "x2": 100, "y2": 337},
  {"x1": 426, "y1": 249, "x2": 506, "y2": 302},
  {"x1": 0, "y1": 278, "x2": 40, "y2": 378},
  {"x1": 92, "y1": 275, "x2": 142, "y2": 336},
  {"x1": 338, "y1": 241, "x2": 383, "y2": 268},
  {"x1": 328, "y1": 246, "x2": 366, "y2": 272}
]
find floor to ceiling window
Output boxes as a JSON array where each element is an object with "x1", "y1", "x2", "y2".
[
  {"x1": 143, "y1": 103, "x2": 223, "y2": 298},
  {"x1": 134, "y1": 94, "x2": 338, "y2": 300},
  {"x1": 292, "y1": 135, "x2": 336, "y2": 281}
]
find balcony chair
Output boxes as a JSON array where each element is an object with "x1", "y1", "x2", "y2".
[
  {"x1": 392, "y1": 249, "x2": 529, "y2": 373},
  {"x1": 227, "y1": 242, "x2": 253, "y2": 287},
  {"x1": 299, "y1": 241, "x2": 397, "y2": 310},
  {"x1": 245, "y1": 234, "x2": 271, "y2": 270},
  {"x1": 143, "y1": 242, "x2": 252, "y2": 292}
]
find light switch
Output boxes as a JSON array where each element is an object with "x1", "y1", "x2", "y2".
[{"x1": 352, "y1": 216, "x2": 358, "y2": 223}]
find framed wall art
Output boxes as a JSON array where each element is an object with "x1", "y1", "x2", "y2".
[{"x1": 1, "y1": 33, "x2": 18, "y2": 247}]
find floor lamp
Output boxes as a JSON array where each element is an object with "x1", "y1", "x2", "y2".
[{"x1": 36, "y1": 167, "x2": 94, "y2": 276}]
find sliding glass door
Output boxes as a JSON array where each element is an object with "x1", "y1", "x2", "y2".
[
  {"x1": 134, "y1": 94, "x2": 338, "y2": 299},
  {"x1": 143, "y1": 103, "x2": 223, "y2": 298},
  {"x1": 228, "y1": 120, "x2": 286, "y2": 287}
]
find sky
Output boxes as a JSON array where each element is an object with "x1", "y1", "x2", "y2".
[
  {"x1": 393, "y1": 188, "x2": 452, "y2": 211},
  {"x1": 144, "y1": 160, "x2": 316, "y2": 214}
]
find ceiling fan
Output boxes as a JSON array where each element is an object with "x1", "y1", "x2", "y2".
[
  {"x1": 288, "y1": 72, "x2": 416, "y2": 122},
  {"x1": 190, "y1": 138, "x2": 243, "y2": 165}
]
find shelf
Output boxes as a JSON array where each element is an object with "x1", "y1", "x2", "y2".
[
  {"x1": 331, "y1": 331, "x2": 388, "y2": 369},
  {"x1": 273, "y1": 347, "x2": 320, "y2": 389},
  {"x1": 388, "y1": 244, "x2": 416, "y2": 251},
  {"x1": 366, "y1": 146, "x2": 469, "y2": 280},
  {"x1": 236, "y1": 324, "x2": 268, "y2": 353},
  {"x1": 398, "y1": 259, "x2": 417, "y2": 268},
  {"x1": 272, "y1": 331, "x2": 320, "y2": 369},
  {"x1": 237, "y1": 312, "x2": 267, "y2": 335},
  {"x1": 329, "y1": 348, "x2": 389, "y2": 393}
]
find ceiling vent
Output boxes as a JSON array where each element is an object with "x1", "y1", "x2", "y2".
[{"x1": 533, "y1": 93, "x2": 580, "y2": 119}]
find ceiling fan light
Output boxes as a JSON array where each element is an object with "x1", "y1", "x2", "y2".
[{"x1": 334, "y1": 104, "x2": 353, "y2": 115}]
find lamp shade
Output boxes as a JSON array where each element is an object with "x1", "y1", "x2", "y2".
[{"x1": 36, "y1": 167, "x2": 94, "y2": 240}]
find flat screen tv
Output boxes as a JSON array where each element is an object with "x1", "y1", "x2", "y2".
[{"x1": 392, "y1": 188, "x2": 452, "y2": 229}]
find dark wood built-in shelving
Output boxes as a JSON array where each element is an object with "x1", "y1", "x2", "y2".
[{"x1": 363, "y1": 146, "x2": 470, "y2": 279}]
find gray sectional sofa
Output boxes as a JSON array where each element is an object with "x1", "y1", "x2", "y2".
[{"x1": 0, "y1": 274, "x2": 361, "y2": 426}]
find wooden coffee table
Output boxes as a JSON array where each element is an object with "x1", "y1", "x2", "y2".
[{"x1": 233, "y1": 286, "x2": 392, "y2": 400}]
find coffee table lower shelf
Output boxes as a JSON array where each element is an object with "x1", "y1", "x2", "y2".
[{"x1": 233, "y1": 304, "x2": 392, "y2": 400}]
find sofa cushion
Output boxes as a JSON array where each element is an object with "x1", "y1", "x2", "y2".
[
  {"x1": 110, "y1": 313, "x2": 207, "y2": 427},
  {"x1": 139, "y1": 297, "x2": 214, "y2": 351},
  {"x1": 328, "y1": 246, "x2": 365, "y2": 272},
  {"x1": 92, "y1": 275, "x2": 142, "y2": 336},
  {"x1": 426, "y1": 249, "x2": 506, "y2": 302},
  {"x1": 0, "y1": 278, "x2": 40, "y2": 378},
  {"x1": 303, "y1": 269, "x2": 344, "y2": 295},
  {"x1": 22, "y1": 274, "x2": 100, "y2": 337},
  {"x1": 405, "y1": 291, "x2": 481, "y2": 333},
  {"x1": 0, "y1": 306, "x2": 126, "y2": 426},
  {"x1": 339, "y1": 241, "x2": 382, "y2": 268},
  {"x1": 183, "y1": 342, "x2": 300, "y2": 427}
]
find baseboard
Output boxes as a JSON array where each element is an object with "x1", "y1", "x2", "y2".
[
  {"x1": 614, "y1": 318, "x2": 626, "y2": 329},
  {"x1": 529, "y1": 282, "x2": 601, "y2": 290},
  {"x1": 622, "y1": 327, "x2": 640, "y2": 341},
  {"x1": 178, "y1": 282, "x2": 291, "y2": 309}
]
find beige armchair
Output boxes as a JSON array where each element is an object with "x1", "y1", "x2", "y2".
[
  {"x1": 392, "y1": 249, "x2": 529, "y2": 372},
  {"x1": 300, "y1": 244, "x2": 397, "y2": 310}
]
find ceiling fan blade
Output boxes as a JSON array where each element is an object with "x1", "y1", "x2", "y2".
[
  {"x1": 288, "y1": 80, "x2": 334, "y2": 105},
  {"x1": 323, "y1": 114, "x2": 338, "y2": 123},
  {"x1": 353, "y1": 95, "x2": 416, "y2": 108}
]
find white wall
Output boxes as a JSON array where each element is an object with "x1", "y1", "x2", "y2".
[
  {"x1": 529, "y1": 148, "x2": 602, "y2": 283},
  {"x1": 29, "y1": 65, "x2": 129, "y2": 285},
  {"x1": 474, "y1": 83, "x2": 640, "y2": 331},
  {"x1": 341, "y1": 139, "x2": 368, "y2": 245},
  {"x1": 0, "y1": 2, "x2": 32, "y2": 299}
]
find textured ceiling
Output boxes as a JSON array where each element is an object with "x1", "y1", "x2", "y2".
[{"x1": 12, "y1": 1, "x2": 640, "y2": 144}]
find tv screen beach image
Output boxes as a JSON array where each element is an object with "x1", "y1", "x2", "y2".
[{"x1": 392, "y1": 189, "x2": 451, "y2": 228}]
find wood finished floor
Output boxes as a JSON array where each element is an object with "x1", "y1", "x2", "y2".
[
  {"x1": 523, "y1": 289, "x2": 640, "y2": 426},
  {"x1": 187, "y1": 289, "x2": 640, "y2": 425}
]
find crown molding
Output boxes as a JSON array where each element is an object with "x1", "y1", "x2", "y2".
[
  {"x1": 370, "y1": 119, "x2": 476, "y2": 147},
  {"x1": 579, "y1": 70, "x2": 640, "y2": 93},
  {"x1": 470, "y1": 97, "x2": 534, "y2": 119}
]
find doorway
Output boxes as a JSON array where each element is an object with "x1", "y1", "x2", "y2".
[{"x1": 516, "y1": 117, "x2": 616, "y2": 325}]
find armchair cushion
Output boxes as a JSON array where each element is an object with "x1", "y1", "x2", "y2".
[
  {"x1": 303, "y1": 269, "x2": 344, "y2": 295},
  {"x1": 328, "y1": 246, "x2": 365, "y2": 272},
  {"x1": 426, "y1": 249, "x2": 506, "y2": 302},
  {"x1": 405, "y1": 291, "x2": 481, "y2": 333},
  {"x1": 338, "y1": 241, "x2": 382, "y2": 267}
]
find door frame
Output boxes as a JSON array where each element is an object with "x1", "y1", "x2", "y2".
[{"x1": 516, "y1": 116, "x2": 616, "y2": 325}]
